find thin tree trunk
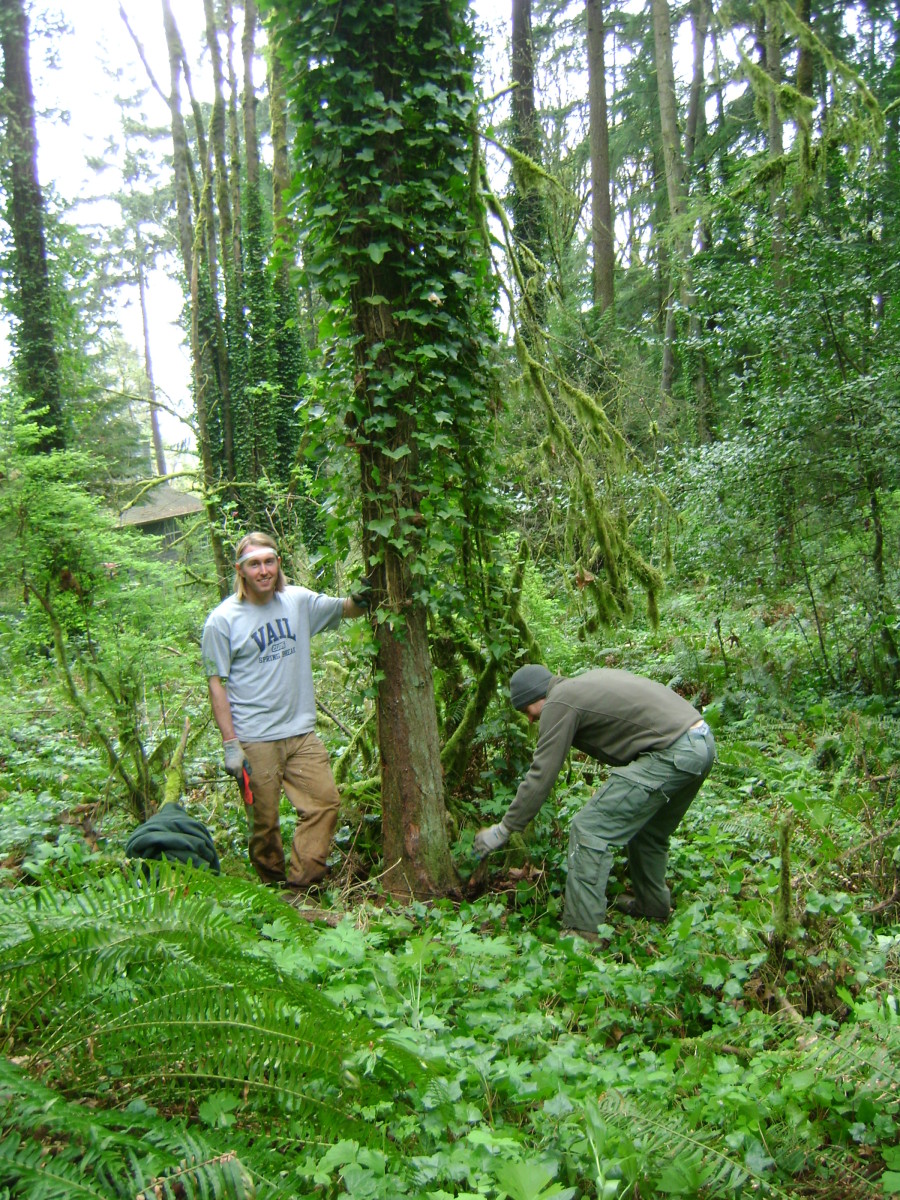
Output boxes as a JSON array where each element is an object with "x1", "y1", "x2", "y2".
[
  {"x1": 651, "y1": 0, "x2": 686, "y2": 413},
  {"x1": 203, "y1": 0, "x2": 236, "y2": 476},
  {"x1": 510, "y1": 0, "x2": 545, "y2": 330},
  {"x1": 160, "y1": 0, "x2": 229, "y2": 586},
  {"x1": 0, "y1": 0, "x2": 65, "y2": 450},
  {"x1": 269, "y1": 50, "x2": 292, "y2": 278},
  {"x1": 190, "y1": 203, "x2": 230, "y2": 600},
  {"x1": 162, "y1": 0, "x2": 196, "y2": 281},
  {"x1": 868, "y1": 478, "x2": 900, "y2": 689},
  {"x1": 243, "y1": 0, "x2": 260, "y2": 192},
  {"x1": 795, "y1": 0, "x2": 813, "y2": 178},
  {"x1": 651, "y1": 0, "x2": 712, "y2": 439},
  {"x1": 241, "y1": 0, "x2": 277, "y2": 491},
  {"x1": 137, "y1": 251, "x2": 167, "y2": 477},
  {"x1": 765, "y1": 0, "x2": 785, "y2": 285},
  {"x1": 269, "y1": 47, "x2": 306, "y2": 486},
  {"x1": 651, "y1": 0, "x2": 687, "y2": 230},
  {"x1": 587, "y1": 0, "x2": 614, "y2": 311},
  {"x1": 686, "y1": 0, "x2": 713, "y2": 440},
  {"x1": 226, "y1": 0, "x2": 243, "y2": 293},
  {"x1": 684, "y1": 0, "x2": 709, "y2": 164}
]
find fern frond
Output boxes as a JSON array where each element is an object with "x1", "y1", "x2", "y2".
[
  {"x1": 0, "y1": 863, "x2": 434, "y2": 1149},
  {"x1": 799, "y1": 1019, "x2": 900, "y2": 1094},
  {"x1": 587, "y1": 1091, "x2": 795, "y2": 1198},
  {"x1": 0, "y1": 1058, "x2": 257, "y2": 1199}
]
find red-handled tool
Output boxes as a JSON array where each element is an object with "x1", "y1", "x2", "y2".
[{"x1": 239, "y1": 765, "x2": 253, "y2": 806}]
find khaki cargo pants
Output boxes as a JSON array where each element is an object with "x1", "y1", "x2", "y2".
[
  {"x1": 240, "y1": 733, "x2": 340, "y2": 888},
  {"x1": 563, "y1": 722, "x2": 716, "y2": 933}
]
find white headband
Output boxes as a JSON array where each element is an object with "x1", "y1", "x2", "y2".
[{"x1": 236, "y1": 548, "x2": 279, "y2": 566}]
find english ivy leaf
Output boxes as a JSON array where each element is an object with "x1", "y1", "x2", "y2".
[
  {"x1": 367, "y1": 518, "x2": 395, "y2": 537},
  {"x1": 366, "y1": 241, "x2": 391, "y2": 263},
  {"x1": 383, "y1": 445, "x2": 411, "y2": 460}
]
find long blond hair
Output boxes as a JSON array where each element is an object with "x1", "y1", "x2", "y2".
[{"x1": 233, "y1": 532, "x2": 287, "y2": 600}]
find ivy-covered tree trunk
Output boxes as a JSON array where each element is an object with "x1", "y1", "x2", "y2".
[
  {"x1": 266, "y1": 0, "x2": 498, "y2": 898},
  {"x1": 0, "y1": 0, "x2": 65, "y2": 450}
]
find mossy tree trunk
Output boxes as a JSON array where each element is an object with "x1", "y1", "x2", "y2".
[{"x1": 0, "y1": 0, "x2": 65, "y2": 451}]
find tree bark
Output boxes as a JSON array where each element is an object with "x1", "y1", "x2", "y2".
[
  {"x1": 203, "y1": 0, "x2": 236, "y2": 476},
  {"x1": 587, "y1": 0, "x2": 614, "y2": 311},
  {"x1": 0, "y1": 0, "x2": 65, "y2": 451},
  {"x1": 226, "y1": 0, "x2": 243, "y2": 292},
  {"x1": 162, "y1": 0, "x2": 196, "y2": 282},
  {"x1": 190, "y1": 210, "x2": 230, "y2": 599},
  {"x1": 355, "y1": 299, "x2": 459, "y2": 899},
  {"x1": 376, "y1": 584, "x2": 457, "y2": 898},
  {"x1": 651, "y1": 0, "x2": 686, "y2": 413},
  {"x1": 242, "y1": 0, "x2": 261, "y2": 192},
  {"x1": 651, "y1": 0, "x2": 687, "y2": 230},
  {"x1": 765, "y1": 0, "x2": 785, "y2": 285},
  {"x1": 651, "y1": 0, "x2": 713, "y2": 439},
  {"x1": 137, "y1": 251, "x2": 167, "y2": 477},
  {"x1": 160, "y1": 0, "x2": 229, "y2": 591},
  {"x1": 684, "y1": 0, "x2": 709, "y2": 165},
  {"x1": 686, "y1": 0, "x2": 713, "y2": 439},
  {"x1": 268, "y1": 47, "x2": 306, "y2": 486},
  {"x1": 510, "y1": 0, "x2": 545, "y2": 329}
]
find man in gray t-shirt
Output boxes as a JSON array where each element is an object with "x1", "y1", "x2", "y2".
[
  {"x1": 475, "y1": 665, "x2": 716, "y2": 939},
  {"x1": 202, "y1": 532, "x2": 370, "y2": 889}
]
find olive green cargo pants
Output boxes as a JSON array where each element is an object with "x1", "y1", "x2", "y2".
[{"x1": 563, "y1": 722, "x2": 716, "y2": 933}]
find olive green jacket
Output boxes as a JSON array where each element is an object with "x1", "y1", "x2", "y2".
[{"x1": 503, "y1": 670, "x2": 700, "y2": 833}]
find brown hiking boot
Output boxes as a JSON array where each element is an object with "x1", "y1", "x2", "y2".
[
  {"x1": 561, "y1": 928, "x2": 609, "y2": 948},
  {"x1": 612, "y1": 895, "x2": 670, "y2": 922}
]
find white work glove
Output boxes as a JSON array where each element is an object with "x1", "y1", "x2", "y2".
[
  {"x1": 474, "y1": 820, "x2": 511, "y2": 859},
  {"x1": 223, "y1": 738, "x2": 246, "y2": 780}
]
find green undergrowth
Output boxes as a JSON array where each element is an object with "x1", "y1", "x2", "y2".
[
  {"x1": 2, "y1": 580, "x2": 900, "y2": 1197},
  {"x1": 1, "y1": 750, "x2": 899, "y2": 1200}
]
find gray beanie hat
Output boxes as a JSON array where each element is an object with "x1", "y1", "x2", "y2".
[{"x1": 509, "y1": 664, "x2": 553, "y2": 711}]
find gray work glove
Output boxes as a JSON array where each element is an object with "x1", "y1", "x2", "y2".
[
  {"x1": 474, "y1": 820, "x2": 511, "y2": 859},
  {"x1": 223, "y1": 738, "x2": 247, "y2": 781},
  {"x1": 350, "y1": 574, "x2": 374, "y2": 610}
]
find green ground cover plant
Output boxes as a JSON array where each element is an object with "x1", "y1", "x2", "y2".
[{"x1": 1, "y1": 568, "x2": 898, "y2": 1199}]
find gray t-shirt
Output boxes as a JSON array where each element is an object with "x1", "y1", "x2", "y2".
[{"x1": 201, "y1": 586, "x2": 344, "y2": 741}]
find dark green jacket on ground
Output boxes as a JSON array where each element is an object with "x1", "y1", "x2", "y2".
[{"x1": 125, "y1": 803, "x2": 220, "y2": 873}]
